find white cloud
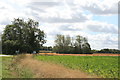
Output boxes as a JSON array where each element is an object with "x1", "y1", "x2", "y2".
[
  {"x1": 85, "y1": 21, "x2": 118, "y2": 34},
  {"x1": 74, "y1": 0, "x2": 119, "y2": 15},
  {"x1": 25, "y1": 1, "x2": 90, "y2": 23},
  {"x1": 0, "y1": 25, "x2": 6, "y2": 34},
  {"x1": 57, "y1": 21, "x2": 118, "y2": 34},
  {"x1": 0, "y1": 0, "x2": 118, "y2": 49},
  {"x1": 88, "y1": 33, "x2": 118, "y2": 49}
]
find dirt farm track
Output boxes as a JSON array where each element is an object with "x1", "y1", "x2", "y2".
[{"x1": 39, "y1": 53, "x2": 120, "y2": 56}]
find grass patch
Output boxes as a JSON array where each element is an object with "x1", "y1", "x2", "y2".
[
  {"x1": 15, "y1": 66, "x2": 33, "y2": 78},
  {"x1": 1, "y1": 54, "x2": 33, "y2": 78},
  {"x1": 34, "y1": 55, "x2": 119, "y2": 78},
  {"x1": 0, "y1": 57, "x2": 2, "y2": 79},
  {"x1": 2, "y1": 56, "x2": 16, "y2": 78}
]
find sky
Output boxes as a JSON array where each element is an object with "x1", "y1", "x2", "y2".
[{"x1": 0, "y1": 0, "x2": 119, "y2": 50}]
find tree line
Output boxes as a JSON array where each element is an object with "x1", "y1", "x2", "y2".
[
  {"x1": 92, "y1": 49, "x2": 120, "y2": 54},
  {"x1": 1, "y1": 18, "x2": 92, "y2": 54},
  {"x1": 2, "y1": 18, "x2": 119, "y2": 55},
  {"x1": 53, "y1": 34, "x2": 91, "y2": 54}
]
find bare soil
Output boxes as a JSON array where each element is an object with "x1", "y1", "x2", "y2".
[
  {"x1": 39, "y1": 53, "x2": 120, "y2": 56},
  {"x1": 19, "y1": 54, "x2": 99, "y2": 78}
]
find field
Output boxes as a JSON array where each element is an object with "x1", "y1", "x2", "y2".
[
  {"x1": 0, "y1": 54, "x2": 119, "y2": 78},
  {"x1": 1, "y1": 54, "x2": 97, "y2": 78},
  {"x1": 34, "y1": 55, "x2": 119, "y2": 78}
]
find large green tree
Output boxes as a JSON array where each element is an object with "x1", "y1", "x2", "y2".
[{"x1": 2, "y1": 18, "x2": 46, "y2": 54}]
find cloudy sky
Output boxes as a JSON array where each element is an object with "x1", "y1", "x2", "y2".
[{"x1": 0, "y1": 0, "x2": 119, "y2": 50}]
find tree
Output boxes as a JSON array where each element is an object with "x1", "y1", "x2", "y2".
[
  {"x1": 53, "y1": 34, "x2": 91, "y2": 54},
  {"x1": 0, "y1": 37, "x2": 2, "y2": 54},
  {"x1": 82, "y1": 43, "x2": 91, "y2": 54},
  {"x1": 73, "y1": 35, "x2": 91, "y2": 54},
  {"x1": 65, "y1": 35, "x2": 72, "y2": 53},
  {"x1": 97, "y1": 49, "x2": 120, "y2": 53},
  {"x1": 53, "y1": 34, "x2": 72, "y2": 53},
  {"x1": 53, "y1": 34, "x2": 65, "y2": 53},
  {"x1": 2, "y1": 18, "x2": 46, "y2": 54},
  {"x1": 41, "y1": 46, "x2": 53, "y2": 51},
  {"x1": 74, "y1": 35, "x2": 83, "y2": 54}
]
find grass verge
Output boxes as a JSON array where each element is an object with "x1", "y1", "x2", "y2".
[{"x1": 1, "y1": 54, "x2": 33, "y2": 78}]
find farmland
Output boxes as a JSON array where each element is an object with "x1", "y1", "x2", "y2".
[
  {"x1": 34, "y1": 55, "x2": 119, "y2": 78},
  {"x1": 1, "y1": 54, "x2": 98, "y2": 78},
  {"x1": 0, "y1": 54, "x2": 119, "y2": 78}
]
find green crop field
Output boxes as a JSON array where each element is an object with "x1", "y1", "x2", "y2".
[{"x1": 34, "y1": 55, "x2": 119, "y2": 78}]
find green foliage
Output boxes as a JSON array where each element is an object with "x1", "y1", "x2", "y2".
[
  {"x1": 91, "y1": 49, "x2": 99, "y2": 53},
  {"x1": 53, "y1": 34, "x2": 91, "y2": 54},
  {"x1": 2, "y1": 18, "x2": 46, "y2": 54},
  {"x1": 98, "y1": 49, "x2": 120, "y2": 54},
  {"x1": 35, "y1": 55, "x2": 119, "y2": 78},
  {"x1": 40, "y1": 46, "x2": 53, "y2": 51},
  {"x1": 92, "y1": 49, "x2": 120, "y2": 54}
]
